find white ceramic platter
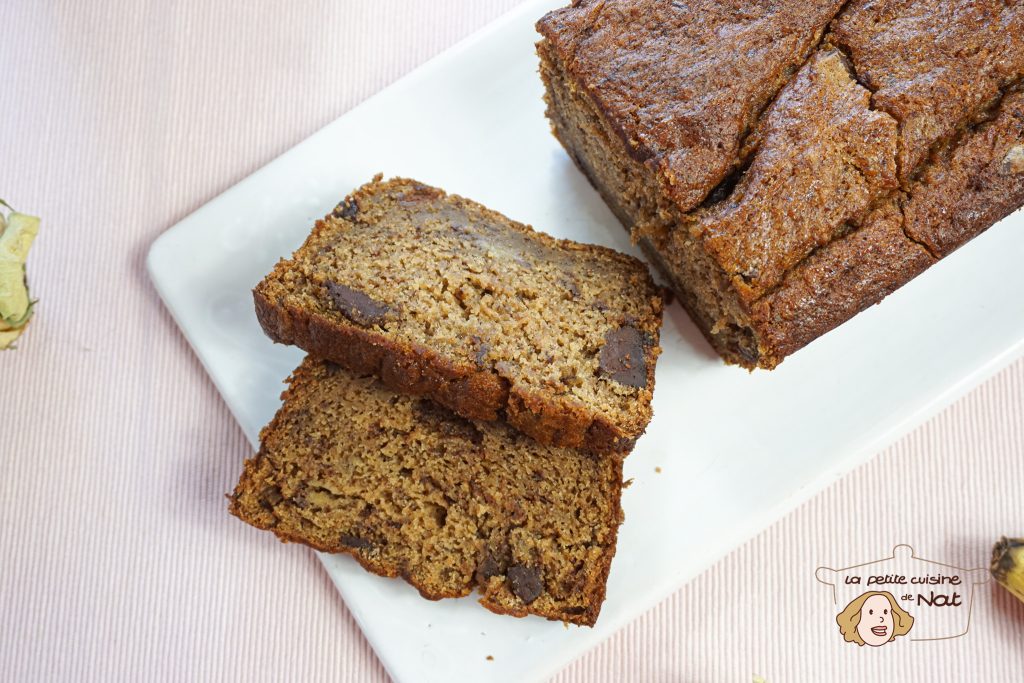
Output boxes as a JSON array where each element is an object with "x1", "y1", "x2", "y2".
[{"x1": 147, "y1": 1, "x2": 1024, "y2": 681}]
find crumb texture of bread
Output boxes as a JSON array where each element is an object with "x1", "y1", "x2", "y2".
[
  {"x1": 254, "y1": 177, "x2": 663, "y2": 454},
  {"x1": 538, "y1": 0, "x2": 1024, "y2": 369},
  {"x1": 230, "y1": 358, "x2": 623, "y2": 626}
]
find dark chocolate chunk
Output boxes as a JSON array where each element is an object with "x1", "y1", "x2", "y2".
[
  {"x1": 332, "y1": 198, "x2": 359, "y2": 219},
  {"x1": 506, "y1": 564, "x2": 543, "y2": 604},
  {"x1": 326, "y1": 281, "x2": 391, "y2": 327},
  {"x1": 598, "y1": 326, "x2": 648, "y2": 388},
  {"x1": 258, "y1": 485, "x2": 283, "y2": 510},
  {"x1": 340, "y1": 534, "x2": 373, "y2": 549},
  {"x1": 470, "y1": 336, "x2": 491, "y2": 367},
  {"x1": 475, "y1": 553, "x2": 502, "y2": 584},
  {"x1": 736, "y1": 343, "x2": 760, "y2": 365}
]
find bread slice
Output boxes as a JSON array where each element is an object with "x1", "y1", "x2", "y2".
[
  {"x1": 254, "y1": 176, "x2": 663, "y2": 454},
  {"x1": 229, "y1": 357, "x2": 624, "y2": 626}
]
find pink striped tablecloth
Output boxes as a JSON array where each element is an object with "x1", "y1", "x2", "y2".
[{"x1": 1, "y1": 1, "x2": 1022, "y2": 680}]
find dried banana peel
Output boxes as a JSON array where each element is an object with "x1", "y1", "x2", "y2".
[
  {"x1": 0, "y1": 199, "x2": 40, "y2": 349},
  {"x1": 991, "y1": 537, "x2": 1024, "y2": 604}
]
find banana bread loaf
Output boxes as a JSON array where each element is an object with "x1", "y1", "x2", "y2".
[
  {"x1": 230, "y1": 357, "x2": 624, "y2": 626},
  {"x1": 254, "y1": 176, "x2": 664, "y2": 454},
  {"x1": 538, "y1": 0, "x2": 1024, "y2": 369}
]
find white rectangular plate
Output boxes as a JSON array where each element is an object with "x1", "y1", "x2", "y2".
[{"x1": 147, "y1": 2, "x2": 1024, "y2": 681}]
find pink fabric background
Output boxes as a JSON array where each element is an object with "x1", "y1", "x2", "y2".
[{"x1": 1, "y1": 1, "x2": 1022, "y2": 680}]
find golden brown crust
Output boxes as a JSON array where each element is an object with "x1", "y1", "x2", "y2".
[
  {"x1": 903, "y1": 89, "x2": 1024, "y2": 257},
  {"x1": 748, "y1": 89, "x2": 1024, "y2": 366},
  {"x1": 831, "y1": 0, "x2": 1024, "y2": 184},
  {"x1": 689, "y1": 49, "x2": 900, "y2": 305},
  {"x1": 254, "y1": 285, "x2": 511, "y2": 421},
  {"x1": 254, "y1": 176, "x2": 663, "y2": 454},
  {"x1": 539, "y1": 2, "x2": 1024, "y2": 370},
  {"x1": 537, "y1": 0, "x2": 846, "y2": 214},
  {"x1": 749, "y1": 199, "x2": 934, "y2": 366}
]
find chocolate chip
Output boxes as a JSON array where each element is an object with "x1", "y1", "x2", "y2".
[
  {"x1": 598, "y1": 326, "x2": 648, "y2": 388},
  {"x1": 326, "y1": 281, "x2": 391, "y2": 327},
  {"x1": 258, "y1": 485, "x2": 283, "y2": 510},
  {"x1": 332, "y1": 198, "x2": 358, "y2": 219},
  {"x1": 340, "y1": 534, "x2": 373, "y2": 549},
  {"x1": 506, "y1": 565, "x2": 543, "y2": 604},
  {"x1": 470, "y1": 336, "x2": 491, "y2": 367},
  {"x1": 475, "y1": 554, "x2": 502, "y2": 584},
  {"x1": 736, "y1": 343, "x2": 760, "y2": 365}
]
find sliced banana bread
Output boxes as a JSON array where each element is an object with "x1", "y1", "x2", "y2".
[
  {"x1": 254, "y1": 176, "x2": 664, "y2": 454},
  {"x1": 230, "y1": 358, "x2": 624, "y2": 626}
]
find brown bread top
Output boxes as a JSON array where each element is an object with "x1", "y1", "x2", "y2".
[
  {"x1": 903, "y1": 88, "x2": 1024, "y2": 257},
  {"x1": 728, "y1": 89, "x2": 1024, "y2": 367},
  {"x1": 536, "y1": 0, "x2": 846, "y2": 214},
  {"x1": 688, "y1": 87, "x2": 1024, "y2": 368},
  {"x1": 254, "y1": 176, "x2": 663, "y2": 454},
  {"x1": 685, "y1": 49, "x2": 899, "y2": 304},
  {"x1": 538, "y1": 1, "x2": 1024, "y2": 369},
  {"x1": 230, "y1": 358, "x2": 624, "y2": 626},
  {"x1": 832, "y1": 0, "x2": 1024, "y2": 183},
  {"x1": 748, "y1": 199, "x2": 934, "y2": 364}
]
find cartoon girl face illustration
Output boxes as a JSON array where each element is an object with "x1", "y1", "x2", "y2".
[{"x1": 836, "y1": 591, "x2": 914, "y2": 646}]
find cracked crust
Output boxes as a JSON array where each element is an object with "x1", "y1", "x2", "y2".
[
  {"x1": 537, "y1": 0, "x2": 846, "y2": 215},
  {"x1": 254, "y1": 176, "x2": 663, "y2": 454},
  {"x1": 903, "y1": 88, "x2": 1024, "y2": 257},
  {"x1": 229, "y1": 359, "x2": 624, "y2": 626},
  {"x1": 831, "y1": 0, "x2": 1024, "y2": 184},
  {"x1": 685, "y1": 49, "x2": 900, "y2": 305},
  {"x1": 539, "y1": 0, "x2": 1024, "y2": 369}
]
